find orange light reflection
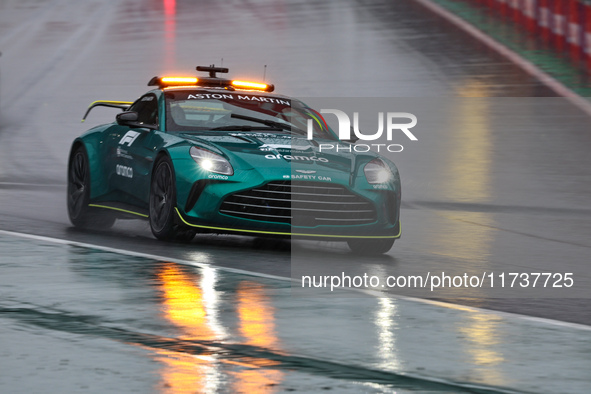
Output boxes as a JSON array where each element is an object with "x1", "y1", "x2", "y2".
[
  {"x1": 155, "y1": 264, "x2": 283, "y2": 393},
  {"x1": 236, "y1": 281, "x2": 280, "y2": 349},
  {"x1": 159, "y1": 264, "x2": 215, "y2": 340},
  {"x1": 156, "y1": 264, "x2": 221, "y2": 392},
  {"x1": 232, "y1": 281, "x2": 283, "y2": 392}
]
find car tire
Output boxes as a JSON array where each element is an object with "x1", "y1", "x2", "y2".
[
  {"x1": 149, "y1": 155, "x2": 196, "y2": 242},
  {"x1": 67, "y1": 145, "x2": 115, "y2": 229},
  {"x1": 173, "y1": 228, "x2": 197, "y2": 243},
  {"x1": 347, "y1": 238, "x2": 395, "y2": 255}
]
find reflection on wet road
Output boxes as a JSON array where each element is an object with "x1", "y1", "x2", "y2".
[
  {"x1": 2, "y1": 234, "x2": 591, "y2": 393},
  {"x1": 156, "y1": 264, "x2": 227, "y2": 393},
  {"x1": 458, "y1": 313, "x2": 506, "y2": 387},
  {"x1": 0, "y1": 235, "x2": 479, "y2": 392},
  {"x1": 155, "y1": 264, "x2": 284, "y2": 393}
]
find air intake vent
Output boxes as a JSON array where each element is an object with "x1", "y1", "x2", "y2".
[{"x1": 219, "y1": 181, "x2": 377, "y2": 226}]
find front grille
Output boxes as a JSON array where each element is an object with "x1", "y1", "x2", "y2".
[{"x1": 219, "y1": 181, "x2": 377, "y2": 226}]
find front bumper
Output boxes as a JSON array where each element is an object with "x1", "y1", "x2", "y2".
[{"x1": 174, "y1": 174, "x2": 401, "y2": 241}]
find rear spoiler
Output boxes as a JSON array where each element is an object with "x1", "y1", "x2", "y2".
[{"x1": 82, "y1": 100, "x2": 133, "y2": 122}]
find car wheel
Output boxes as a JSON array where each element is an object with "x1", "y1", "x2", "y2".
[
  {"x1": 149, "y1": 156, "x2": 196, "y2": 242},
  {"x1": 347, "y1": 238, "x2": 395, "y2": 255},
  {"x1": 67, "y1": 145, "x2": 115, "y2": 229}
]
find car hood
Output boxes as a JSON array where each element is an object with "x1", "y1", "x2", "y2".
[{"x1": 180, "y1": 131, "x2": 378, "y2": 176}]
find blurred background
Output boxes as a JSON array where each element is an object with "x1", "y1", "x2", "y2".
[{"x1": 1, "y1": 0, "x2": 591, "y2": 393}]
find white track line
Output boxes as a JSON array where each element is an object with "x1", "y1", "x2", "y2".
[
  {"x1": 0, "y1": 229, "x2": 286, "y2": 282},
  {"x1": 1, "y1": 228, "x2": 590, "y2": 332},
  {"x1": 413, "y1": 0, "x2": 591, "y2": 117}
]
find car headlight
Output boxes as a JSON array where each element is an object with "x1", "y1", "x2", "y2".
[
  {"x1": 190, "y1": 146, "x2": 234, "y2": 176},
  {"x1": 364, "y1": 158, "x2": 392, "y2": 184}
]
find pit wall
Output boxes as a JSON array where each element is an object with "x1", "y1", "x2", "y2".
[
  {"x1": 423, "y1": 0, "x2": 591, "y2": 96},
  {"x1": 483, "y1": 0, "x2": 591, "y2": 66}
]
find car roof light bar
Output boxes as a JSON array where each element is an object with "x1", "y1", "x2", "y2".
[
  {"x1": 162, "y1": 77, "x2": 198, "y2": 84},
  {"x1": 148, "y1": 65, "x2": 274, "y2": 92},
  {"x1": 231, "y1": 80, "x2": 270, "y2": 90},
  {"x1": 148, "y1": 76, "x2": 198, "y2": 87}
]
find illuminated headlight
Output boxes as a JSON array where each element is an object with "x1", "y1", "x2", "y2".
[
  {"x1": 190, "y1": 146, "x2": 233, "y2": 176},
  {"x1": 364, "y1": 158, "x2": 392, "y2": 184}
]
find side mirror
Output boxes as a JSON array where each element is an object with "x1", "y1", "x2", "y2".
[
  {"x1": 116, "y1": 111, "x2": 158, "y2": 130},
  {"x1": 116, "y1": 111, "x2": 139, "y2": 125}
]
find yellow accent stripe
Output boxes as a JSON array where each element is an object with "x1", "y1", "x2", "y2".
[
  {"x1": 89, "y1": 100, "x2": 134, "y2": 106},
  {"x1": 82, "y1": 101, "x2": 134, "y2": 122},
  {"x1": 175, "y1": 208, "x2": 400, "y2": 239},
  {"x1": 89, "y1": 204, "x2": 149, "y2": 218}
]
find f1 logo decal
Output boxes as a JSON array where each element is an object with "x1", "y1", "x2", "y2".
[{"x1": 119, "y1": 130, "x2": 140, "y2": 146}]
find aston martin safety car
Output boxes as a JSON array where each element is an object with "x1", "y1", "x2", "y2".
[{"x1": 67, "y1": 66, "x2": 401, "y2": 254}]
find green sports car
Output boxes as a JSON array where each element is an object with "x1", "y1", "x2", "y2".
[{"x1": 67, "y1": 66, "x2": 401, "y2": 254}]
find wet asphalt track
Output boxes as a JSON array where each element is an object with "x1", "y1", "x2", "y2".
[
  {"x1": 1, "y1": 0, "x2": 591, "y2": 392},
  {"x1": 1, "y1": 0, "x2": 590, "y2": 321}
]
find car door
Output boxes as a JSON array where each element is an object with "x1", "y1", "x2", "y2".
[{"x1": 105, "y1": 93, "x2": 160, "y2": 207}]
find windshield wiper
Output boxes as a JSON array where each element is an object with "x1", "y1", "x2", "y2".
[{"x1": 225, "y1": 114, "x2": 308, "y2": 135}]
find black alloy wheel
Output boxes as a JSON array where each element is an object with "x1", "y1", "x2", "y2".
[{"x1": 149, "y1": 156, "x2": 195, "y2": 242}]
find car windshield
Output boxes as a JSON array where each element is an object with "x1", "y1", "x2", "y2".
[{"x1": 164, "y1": 90, "x2": 335, "y2": 140}]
